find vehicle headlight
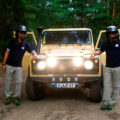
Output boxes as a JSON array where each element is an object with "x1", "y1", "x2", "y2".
[
  {"x1": 47, "y1": 58, "x2": 57, "y2": 67},
  {"x1": 73, "y1": 57, "x2": 82, "y2": 67},
  {"x1": 84, "y1": 61, "x2": 93, "y2": 70},
  {"x1": 37, "y1": 61, "x2": 46, "y2": 70}
]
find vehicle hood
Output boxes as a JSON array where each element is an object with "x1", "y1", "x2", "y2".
[{"x1": 40, "y1": 45, "x2": 94, "y2": 58}]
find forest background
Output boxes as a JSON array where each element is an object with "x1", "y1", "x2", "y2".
[{"x1": 0, "y1": 0, "x2": 120, "y2": 60}]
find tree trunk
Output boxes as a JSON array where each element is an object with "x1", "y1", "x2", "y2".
[
  {"x1": 112, "y1": 0, "x2": 116, "y2": 19},
  {"x1": 107, "y1": 0, "x2": 110, "y2": 14}
]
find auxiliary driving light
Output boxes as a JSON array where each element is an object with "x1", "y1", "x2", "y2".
[
  {"x1": 84, "y1": 61, "x2": 93, "y2": 70},
  {"x1": 67, "y1": 78, "x2": 71, "y2": 82},
  {"x1": 74, "y1": 77, "x2": 78, "y2": 82},
  {"x1": 47, "y1": 58, "x2": 57, "y2": 67},
  {"x1": 37, "y1": 61, "x2": 46, "y2": 70},
  {"x1": 73, "y1": 57, "x2": 82, "y2": 67},
  {"x1": 59, "y1": 77, "x2": 63, "y2": 82},
  {"x1": 52, "y1": 78, "x2": 56, "y2": 82}
]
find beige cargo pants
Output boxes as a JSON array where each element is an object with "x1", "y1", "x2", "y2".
[
  {"x1": 4, "y1": 64, "x2": 22, "y2": 98},
  {"x1": 102, "y1": 67, "x2": 120, "y2": 105}
]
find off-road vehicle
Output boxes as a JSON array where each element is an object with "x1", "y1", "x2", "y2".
[{"x1": 26, "y1": 28, "x2": 103, "y2": 102}]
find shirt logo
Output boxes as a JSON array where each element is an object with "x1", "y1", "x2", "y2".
[
  {"x1": 21, "y1": 46, "x2": 25, "y2": 50},
  {"x1": 115, "y1": 44, "x2": 119, "y2": 48}
]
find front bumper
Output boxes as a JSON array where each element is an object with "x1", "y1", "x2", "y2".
[
  {"x1": 31, "y1": 76, "x2": 102, "y2": 83},
  {"x1": 31, "y1": 76, "x2": 102, "y2": 88}
]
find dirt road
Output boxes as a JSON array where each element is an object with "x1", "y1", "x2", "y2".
[{"x1": 0, "y1": 66, "x2": 120, "y2": 120}]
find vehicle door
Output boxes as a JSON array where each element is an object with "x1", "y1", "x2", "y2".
[
  {"x1": 95, "y1": 29, "x2": 120, "y2": 67},
  {"x1": 95, "y1": 30, "x2": 106, "y2": 67},
  {"x1": 22, "y1": 32, "x2": 37, "y2": 72}
]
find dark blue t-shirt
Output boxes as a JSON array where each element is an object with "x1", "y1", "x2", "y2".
[
  {"x1": 100, "y1": 41, "x2": 120, "y2": 68},
  {"x1": 6, "y1": 38, "x2": 33, "y2": 67}
]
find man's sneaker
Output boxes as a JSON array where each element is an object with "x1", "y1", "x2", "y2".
[
  {"x1": 5, "y1": 97, "x2": 12, "y2": 105},
  {"x1": 107, "y1": 105, "x2": 114, "y2": 110},
  {"x1": 100, "y1": 105, "x2": 108, "y2": 110},
  {"x1": 13, "y1": 97, "x2": 21, "y2": 106}
]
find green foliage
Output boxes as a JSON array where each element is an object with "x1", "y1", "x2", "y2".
[{"x1": 0, "y1": 0, "x2": 120, "y2": 60}]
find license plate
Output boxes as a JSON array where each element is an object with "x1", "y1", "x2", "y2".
[{"x1": 54, "y1": 83, "x2": 75, "y2": 88}]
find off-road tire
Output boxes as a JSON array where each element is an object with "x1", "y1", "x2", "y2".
[
  {"x1": 90, "y1": 80, "x2": 103, "y2": 103},
  {"x1": 26, "y1": 71, "x2": 46, "y2": 100}
]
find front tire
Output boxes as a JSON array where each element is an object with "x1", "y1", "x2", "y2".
[
  {"x1": 26, "y1": 73, "x2": 46, "y2": 100},
  {"x1": 90, "y1": 80, "x2": 103, "y2": 103}
]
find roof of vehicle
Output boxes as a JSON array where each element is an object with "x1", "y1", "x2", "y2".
[{"x1": 43, "y1": 28, "x2": 92, "y2": 32}]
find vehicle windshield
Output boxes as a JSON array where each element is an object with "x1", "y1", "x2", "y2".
[{"x1": 42, "y1": 30, "x2": 92, "y2": 45}]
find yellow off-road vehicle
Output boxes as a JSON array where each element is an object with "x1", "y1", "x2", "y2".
[{"x1": 25, "y1": 28, "x2": 103, "y2": 102}]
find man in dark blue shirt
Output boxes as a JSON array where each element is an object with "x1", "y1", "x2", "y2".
[
  {"x1": 2, "y1": 25, "x2": 37, "y2": 106},
  {"x1": 91, "y1": 26, "x2": 120, "y2": 110}
]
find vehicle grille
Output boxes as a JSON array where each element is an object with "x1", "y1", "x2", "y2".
[{"x1": 47, "y1": 59, "x2": 83, "y2": 74}]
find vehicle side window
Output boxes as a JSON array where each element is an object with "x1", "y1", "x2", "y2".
[
  {"x1": 26, "y1": 34, "x2": 36, "y2": 50},
  {"x1": 98, "y1": 32, "x2": 106, "y2": 48}
]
